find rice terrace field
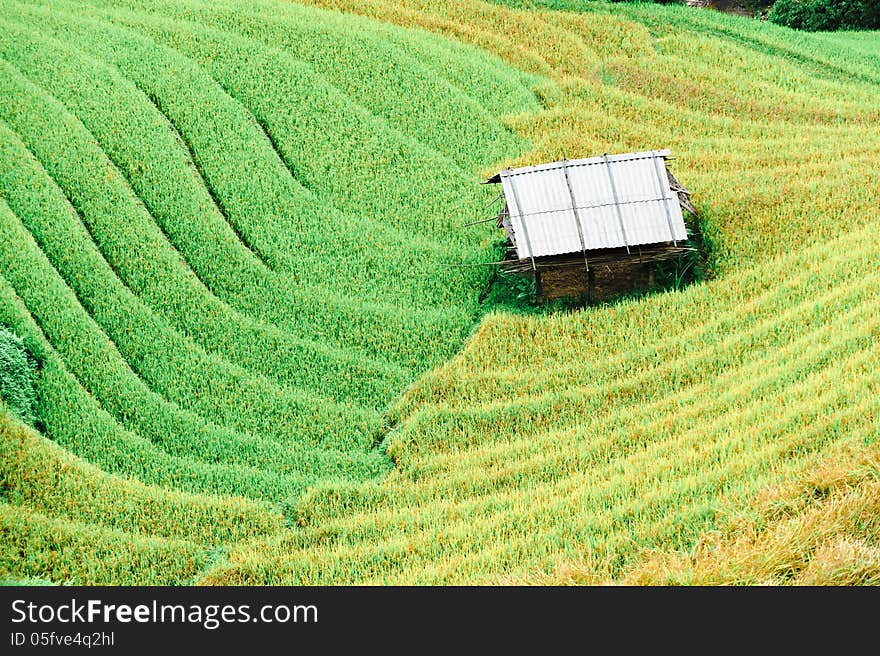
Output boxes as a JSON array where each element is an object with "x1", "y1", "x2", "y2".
[{"x1": 0, "y1": 0, "x2": 878, "y2": 585}]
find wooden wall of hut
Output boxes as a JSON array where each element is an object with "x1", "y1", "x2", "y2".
[{"x1": 534, "y1": 258, "x2": 657, "y2": 304}]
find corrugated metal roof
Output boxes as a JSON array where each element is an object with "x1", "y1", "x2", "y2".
[{"x1": 493, "y1": 150, "x2": 688, "y2": 260}]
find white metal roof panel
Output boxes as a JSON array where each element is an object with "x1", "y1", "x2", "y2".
[{"x1": 498, "y1": 150, "x2": 687, "y2": 259}]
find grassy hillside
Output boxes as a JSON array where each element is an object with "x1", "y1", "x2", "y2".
[
  {"x1": 1, "y1": 0, "x2": 878, "y2": 584},
  {"x1": 0, "y1": 0, "x2": 537, "y2": 583}
]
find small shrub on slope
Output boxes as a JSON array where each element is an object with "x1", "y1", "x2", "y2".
[
  {"x1": 0, "y1": 325, "x2": 37, "y2": 426},
  {"x1": 769, "y1": 0, "x2": 880, "y2": 31}
]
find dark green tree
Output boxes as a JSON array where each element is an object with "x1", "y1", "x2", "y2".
[{"x1": 769, "y1": 0, "x2": 880, "y2": 31}]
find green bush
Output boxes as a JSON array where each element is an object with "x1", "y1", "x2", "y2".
[
  {"x1": 0, "y1": 325, "x2": 36, "y2": 426},
  {"x1": 769, "y1": 0, "x2": 880, "y2": 31}
]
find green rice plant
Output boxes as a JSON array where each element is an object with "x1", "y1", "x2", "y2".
[
  {"x1": 206, "y1": 337, "x2": 880, "y2": 583},
  {"x1": 292, "y1": 0, "x2": 610, "y2": 78},
  {"x1": 609, "y1": 1, "x2": 880, "y2": 83},
  {"x1": 0, "y1": 575, "x2": 54, "y2": 586},
  {"x1": 2, "y1": 0, "x2": 878, "y2": 585},
  {"x1": 0, "y1": 409, "x2": 284, "y2": 545},
  {"x1": 0, "y1": 31, "x2": 408, "y2": 413},
  {"x1": 96, "y1": 9, "x2": 506, "y2": 259},
  {"x1": 0, "y1": 268, "x2": 324, "y2": 502},
  {"x1": 0, "y1": 502, "x2": 210, "y2": 585},
  {"x1": 0, "y1": 150, "x2": 395, "y2": 500},
  {"x1": 816, "y1": 30, "x2": 880, "y2": 58},
  {"x1": 104, "y1": 0, "x2": 530, "y2": 171},
  {"x1": 179, "y1": 0, "x2": 880, "y2": 585},
  {"x1": 4, "y1": 0, "x2": 492, "y2": 373},
  {"x1": 0, "y1": 107, "x2": 378, "y2": 452},
  {"x1": 391, "y1": 225, "x2": 879, "y2": 414}
]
